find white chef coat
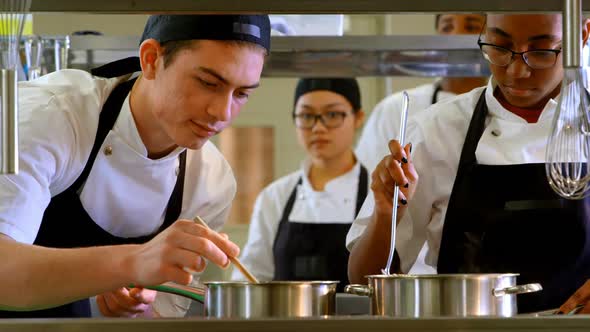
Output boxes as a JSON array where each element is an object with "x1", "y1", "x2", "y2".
[
  {"x1": 0, "y1": 69, "x2": 236, "y2": 317},
  {"x1": 231, "y1": 159, "x2": 368, "y2": 281},
  {"x1": 346, "y1": 78, "x2": 558, "y2": 274},
  {"x1": 355, "y1": 83, "x2": 456, "y2": 173}
]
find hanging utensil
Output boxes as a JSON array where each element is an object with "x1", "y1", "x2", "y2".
[
  {"x1": 382, "y1": 91, "x2": 409, "y2": 275},
  {"x1": 24, "y1": 34, "x2": 42, "y2": 80},
  {"x1": 545, "y1": 0, "x2": 590, "y2": 199},
  {"x1": 0, "y1": 0, "x2": 31, "y2": 174},
  {"x1": 193, "y1": 216, "x2": 259, "y2": 283}
]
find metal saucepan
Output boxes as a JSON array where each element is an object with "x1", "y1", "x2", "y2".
[
  {"x1": 146, "y1": 280, "x2": 338, "y2": 318},
  {"x1": 345, "y1": 273, "x2": 542, "y2": 317}
]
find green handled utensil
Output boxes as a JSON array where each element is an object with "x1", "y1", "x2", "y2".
[{"x1": 129, "y1": 282, "x2": 205, "y2": 303}]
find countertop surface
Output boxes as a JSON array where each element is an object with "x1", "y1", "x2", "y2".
[{"x1": 2, "y1": 316, "x2": 590, "y2": 332}]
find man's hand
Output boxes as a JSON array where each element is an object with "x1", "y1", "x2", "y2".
[
  {"x1": 125, "y1": 219, "x2": 240, "y2": 287},
  {"x1": 97, "y1": 287, "x2": 156, "y2": 317}
]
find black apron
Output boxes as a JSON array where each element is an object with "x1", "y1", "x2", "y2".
[
  {"x1": 273, "y1": 165, "x2": 368, "y2": 292},
  {"x1": 0, "y1": 57, "x2": 187, "y2": 318},
  {"x1": 431, "y1": 83, "x2": 442, "y2": 105},
  {"x1": 437, "y1": 89, "x2": 590, "y2": 313}
]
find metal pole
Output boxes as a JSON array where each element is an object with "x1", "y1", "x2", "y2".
[
  {"x1": 1, "y1": 69, "x2": 19, "y2": 174},
  {"x1": 564, "y1": 0, "x2": 582, "y2": 67}
]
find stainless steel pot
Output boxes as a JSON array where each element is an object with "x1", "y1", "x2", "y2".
[
  {"x1": 345, "y1": 274, "x2": 541, "y2": 317},
  {"x1": 204, "y1": 281, "x2": 338, "y2": 318}
]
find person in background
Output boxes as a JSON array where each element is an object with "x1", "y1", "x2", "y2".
[
  {"x1": 0, "y1": 14, "x2": 269, "y2": 318},
  {"x1": 356, "y1": 14, "x2": 488, "y2": 172},
  {"x1": 348, "y1": 13, "x2": 590, "y2": 314},
  {"x1": 232, "y1": 78, "x2": 368, "y2": 291}
]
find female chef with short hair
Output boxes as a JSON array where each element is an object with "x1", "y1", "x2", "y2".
[{"x1": 233, "y1": 78, "x2": 368, "y2": 291}]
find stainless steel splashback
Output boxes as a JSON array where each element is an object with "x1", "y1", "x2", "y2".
[{"x1": 64, "y1": 35, "x2": 490, "y2": 77}]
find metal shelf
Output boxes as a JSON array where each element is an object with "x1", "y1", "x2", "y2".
[
  {"x1": 29, "y1": 0, "x2": 590, "y2": 14},
  {"x1": 66, "y1": 35, "x2": 490, "y2": 77}
]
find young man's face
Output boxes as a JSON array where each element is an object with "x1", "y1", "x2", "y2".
[
  {"x1": 150, "y1": 40, "x2": 265, "y2": 150},
  {"x1": 484, "y1": 14, "x2": 563, "y2": 108}
]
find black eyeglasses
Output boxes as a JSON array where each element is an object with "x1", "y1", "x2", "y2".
[
  {"x1": 477, "y1": 40, "x2": 562, "y2": 69},
  {"x1": 293, "y1": 111, "x2": 351, "y2": 129}
]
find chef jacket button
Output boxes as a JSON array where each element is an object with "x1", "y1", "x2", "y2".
[
  {"x1": 104, "y1": 146, "x2": 113, "y2": 156},
  {"x1": 175, "y1": 167, "x2": 180, "y2": 176},
  {"x1": 491, "y1": 129, "x2": 501, "y2": 137}
]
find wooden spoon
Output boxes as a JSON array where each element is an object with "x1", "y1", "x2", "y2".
[{"x1": 194, "y1": 216, "x2": 259, "y2": 283}]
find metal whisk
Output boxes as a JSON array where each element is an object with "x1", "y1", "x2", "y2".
[
  {"x1": 0, "y1": 0, "x2": 31, "y2": 174},
  {"x1": 545, "y1": 0, "x2": 590, "y2": 199}
]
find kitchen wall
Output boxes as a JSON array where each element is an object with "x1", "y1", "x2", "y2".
[{"x1": 32, "y1": 13, "x2": 438, "y2": 281}]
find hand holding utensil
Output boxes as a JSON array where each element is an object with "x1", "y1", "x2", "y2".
[
  {"x1": 193, "y1": 216, "x2": 259, "y2": 283},
  {"x1": 381, "y1": 91, "x2": 409, "y2": 275}
]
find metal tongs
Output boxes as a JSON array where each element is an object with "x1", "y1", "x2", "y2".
[{"x1": 382, "y1": 91, "x2": 409, "y2": 275}]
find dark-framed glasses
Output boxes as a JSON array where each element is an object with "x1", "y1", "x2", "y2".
[
  {"x1": 477, "y1": 40, "x2": 561, "y2": 69},
  {"x1": 293, "y1": 111, "x2": 351, "y2": 129}
]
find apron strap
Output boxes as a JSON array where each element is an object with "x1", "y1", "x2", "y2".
[
  {"x1": 161, "y1": 150, "x2": 187, "y2": 229},
  {"x1": 278, "y1": 177, "x2": 302, "y2": 225},
  {"x1": 454, "y1": 89, "x2": 488, "y2": 174},
  {"x1": 437, "y1": 89, "x2": 487, "y2": 271},
  {"x1": 431, "y1": 83, "x2": 443, "y2": 105},
  {"x1": 69, "y1": 78, "x2": 137, "y2": 192},
  {"x1": 68, "y1": 75, "x2": 186, "y2": 227},
  {"x1": 354, "y1": 165, "x2": 369, "y2": 217}
]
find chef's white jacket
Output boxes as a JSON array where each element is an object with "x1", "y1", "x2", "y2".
[
  {"x1": 232, "y1": 159, "x2": 367, "y2": 281},
  {"x1": 355, "y1": 83, "x2": 456, "y2": 173},
  {"x1": 0, "y1": 69, "x2": 236, "y2": 317},
  {"x1": 346, "y1": 78, "x2": 558, "y2": 274}
]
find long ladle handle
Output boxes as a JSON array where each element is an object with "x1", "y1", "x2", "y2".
[{"x1": 382, "y1": 91, "x2": 409, "y2": 275}]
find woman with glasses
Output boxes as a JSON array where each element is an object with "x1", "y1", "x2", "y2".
[
  {"x1": 232, "y1": 78, "x2": 367, "y2": 290},
  {"x1": 348, "y1": 14, "x2": 590, "y2": 313}
]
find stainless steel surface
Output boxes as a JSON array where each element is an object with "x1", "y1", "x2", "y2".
[
  {"x1": 0, "y1": 1, "x2": 29, "y2": 175},
  {"x1": 27, "y1": 0, "x2": 590, "y2": 13},
  {"x1": 63, "y1": 35, "x2": 491, "y2": 77},
  {"x1": 345, "y1": 274, "x2": 542, "y2": 317},
  {"x1": 335, "y1": 293, "x2": 370, "y2": 315},
  {"x1": 204, "y1": 281, "x2": 337, "y2": 318},
  {"x1": 6, "y1": 316, "x2": 590, "y2": 332},
  {"x1": 0, "y1": 69, "x2": 18, "y2": 174},
  {"x1": 564, "y1": 0, "x2": 582, "y2": 67}
]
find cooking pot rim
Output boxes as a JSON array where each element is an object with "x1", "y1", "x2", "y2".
[
  {"x1": 363, "y1": 273, "x2": 519, "y2": 279},
  {"x1": 203, "y1": 280, "x2": 340, "y2": 286}
]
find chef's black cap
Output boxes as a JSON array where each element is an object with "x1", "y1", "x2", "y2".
[
  {"x1": 140, "y1": 15, "x2": 271, "y2": 52},
  {"x1": 294, "y1": 78, "x2": 362, "y2": 112}
]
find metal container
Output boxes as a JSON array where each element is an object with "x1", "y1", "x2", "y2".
[
  {"x1": 345, "y1": 274, "x2": 542, "y2": 317},
  {"x1": 204, "y1": 281, "x2": 338, "y2": 318}
]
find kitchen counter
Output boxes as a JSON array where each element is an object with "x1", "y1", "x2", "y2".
[{"x1": 2, "y1": 316, "x2": 590, "y2": 332}]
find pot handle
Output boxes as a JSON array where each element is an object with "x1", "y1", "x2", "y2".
[
  {"x1": 131, "y1": 282, "x2": 206, "y2": 303},
  {"x1": 492, "y1": 283, "x2": 543, "y2": 297},
  {"x1": 344, "y1": 284, "x2": 373, "y2": 297}
]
